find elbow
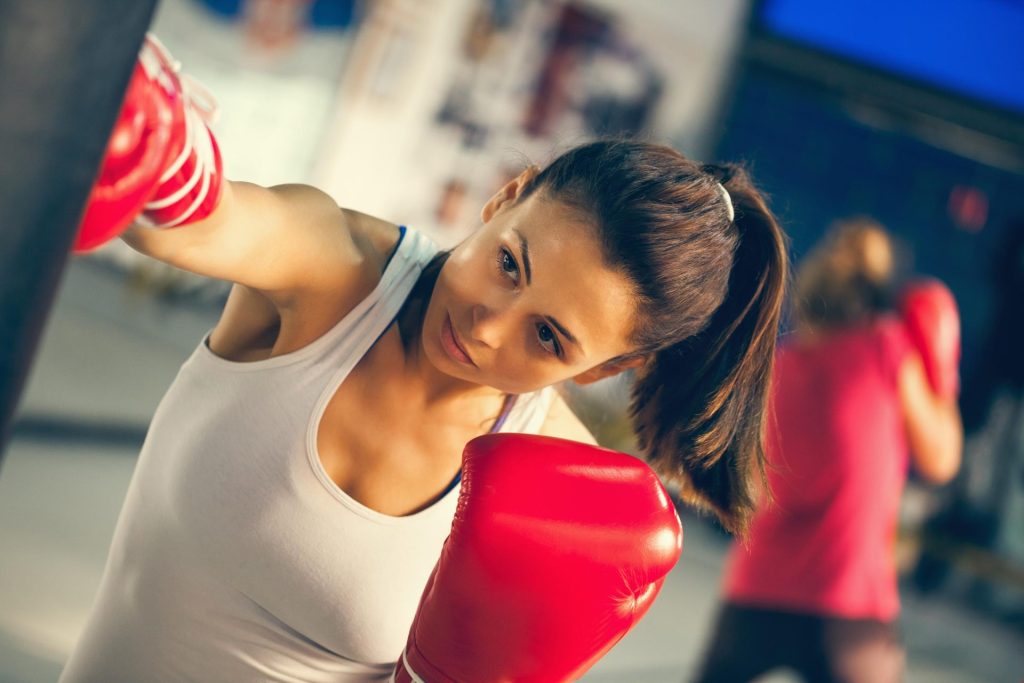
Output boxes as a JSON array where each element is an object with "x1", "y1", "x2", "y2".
[
  {"x1": 913, "y1": 438, "x2": 962, "y2": 485},
  {"x1": 906, "y1": 396, "x2": 964, "y2": 485},
  {"x1": 917, "y1": 457, "x2": 959, "y2": 485}
]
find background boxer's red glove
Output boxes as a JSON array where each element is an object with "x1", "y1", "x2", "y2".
[
  {"x1": 74, "y1": 34, "x2": 223, "y2": 253},
  {"x1": 393, "y1": 433, "x2": 683, "y2": 683},
  {"x1": 900, "y1": 279, "x2": 961, "y2": 400}
]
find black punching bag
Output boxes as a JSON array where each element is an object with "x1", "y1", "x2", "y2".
[{"x1": 0, "y1": 0, "x2": 159, "y2": 466}]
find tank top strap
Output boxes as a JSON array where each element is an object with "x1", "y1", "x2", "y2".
[
  {"x1": 500, "y1": 386, "x2": 556, "y2": 434},
  {"x1": 303, "y1": 226, "x2": 440, "y2": 372}
]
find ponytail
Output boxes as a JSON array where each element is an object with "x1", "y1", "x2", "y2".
[
  {"x1": 518, "y1": 140, "x2": 788, "y2": 534},
  {"x1": 630, "y1": 165, "x2": 788, "y2": 534}
]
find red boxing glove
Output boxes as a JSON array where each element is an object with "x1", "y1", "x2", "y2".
[
  {"x1": 900, "y1": 279, "x2": 961, "y2": 400},
  {"x1": 393, "y1": 434, "x2": 683, "y2": 683},
  {"x1": 139, "y1": 36, "x2": 224, "y2": 229},
  {"x1": 75, "y1": 35, "x2": 223, "y2": 253}
]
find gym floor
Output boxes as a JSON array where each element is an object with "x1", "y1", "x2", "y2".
[{"x1": 1, "y1": 259, "x2": 1021, "y2": 683}]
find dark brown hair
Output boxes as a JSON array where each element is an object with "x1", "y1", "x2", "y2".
[{"x1": 520, "y1": 140, "x2": 788, "y2": 534}]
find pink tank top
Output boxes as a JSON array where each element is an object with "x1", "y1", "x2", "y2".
[{"x1": 725, "y1": 315, "x2": 912, "y2": 621}]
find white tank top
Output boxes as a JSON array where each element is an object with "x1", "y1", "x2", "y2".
[{"x1": 60, "y1": 227, "x2": 555, "y2": 682}]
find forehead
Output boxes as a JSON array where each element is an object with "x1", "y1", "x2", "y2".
[{"x1": 503, "y1": 195, "x2": 640, "y2": 357}]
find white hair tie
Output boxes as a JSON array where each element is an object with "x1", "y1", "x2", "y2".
[{"x1": 717, "y1": 183, "x2": 735, "y2": 223}]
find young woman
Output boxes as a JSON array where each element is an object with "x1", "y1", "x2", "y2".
[
  {"x1": 60, "y1": 137, "x2": 787, "y2": 681},
  {"x1": 694, "y1": 219, "x2": 963, "y2": 683}
]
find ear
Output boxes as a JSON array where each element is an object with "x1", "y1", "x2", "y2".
[
  {"x1": 481, "y1": 165, "x2": 540, "y2": 224},
  {"x1": 572, "y1": 356, "x2": 647, "y2": 386}
]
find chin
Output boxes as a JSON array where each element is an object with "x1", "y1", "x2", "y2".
[{"x1": 421, "y1": 327, "x2": 474, "y2": 381}]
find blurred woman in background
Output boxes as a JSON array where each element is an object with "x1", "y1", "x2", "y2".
[{"x1": 693, "y1": 218, "x2": 963, "y2": 683}]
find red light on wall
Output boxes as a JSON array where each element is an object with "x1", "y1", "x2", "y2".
[{"x1": 947, "y1": 185, "x2": 989, "y2": 233}]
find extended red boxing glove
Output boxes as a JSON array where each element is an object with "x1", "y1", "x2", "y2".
[
  {"x1": 392, "y1": 433, "x2": 683, "y2": 683},
  {"x1": 74, "y1": 35, "x2": 223, "y2": 253},
  {"x1": 138, "y1": 36, "x2": 223, "y2": 230},
  {"x1": 900, "y1": 279, "x2": 961, "y2": 400}
]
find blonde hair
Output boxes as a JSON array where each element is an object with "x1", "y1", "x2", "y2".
[{"x1": 794, "y1": 217, "x2": 897, "y2": 329}]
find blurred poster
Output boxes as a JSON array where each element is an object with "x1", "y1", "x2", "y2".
[
  {"x1": 524, "y1": 3, "x2": 663, "y2": 138},
  {"x1": 426, "y1": 0, "x2": 665, "y2": 233},
  {"x1": 313, "y1": 0, "x2": 746, "y2": 241}
]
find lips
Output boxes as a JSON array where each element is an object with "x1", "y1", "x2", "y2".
[{"x1": 442, "y1": 312, "x2": 475, "y2": 366}]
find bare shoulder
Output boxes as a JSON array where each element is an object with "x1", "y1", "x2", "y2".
[
  {"x1": 343, "y1": 209, "x2": 405, "y2": 277},
  {"x1": 267, "y1": 205, "x2": 401, "y2": 314},
  {"x1": 261, "y1": 209, "x2": 401, "y2": 345},
  {"x1": 206, "y1": 203, "x2": 401, "y2": 360},
  {"x1": 539, "y1": 391, "x2": 599, "y2": 446}
]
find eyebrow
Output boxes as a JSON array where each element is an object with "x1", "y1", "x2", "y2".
[{"x1": 514, "y1": 228, "x2": 532, "y2": 285}]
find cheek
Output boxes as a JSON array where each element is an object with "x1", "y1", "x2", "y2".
[
  {"x1": 444, "y1": 250, "x2": 491, "y2": 297},
  {"x1": 427, "y1": 259, "x2": 473, "y2": 322},
  {"x1": 485, "y1": 352, "x2": 581, "y2": 394}
]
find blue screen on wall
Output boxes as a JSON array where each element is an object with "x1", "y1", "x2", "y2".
[{"x1": 758, "y1": 0, "x2": 1024, "y2": 116}]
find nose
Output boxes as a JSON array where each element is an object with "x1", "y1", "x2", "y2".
[{"x1": 469, "y1": 302, "x2": 513, "y2": 350}]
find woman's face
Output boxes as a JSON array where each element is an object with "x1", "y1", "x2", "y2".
[{"x1": 421, "y1": 185, "x2": 642, "y2": 395}]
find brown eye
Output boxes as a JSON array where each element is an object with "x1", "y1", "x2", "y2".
[
  {"x1": 536, "y1": 323, "x2": 561, "y2": 356},
  {"x1": 498, "y1": 247, "x2": 520, "y2": 283}
]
